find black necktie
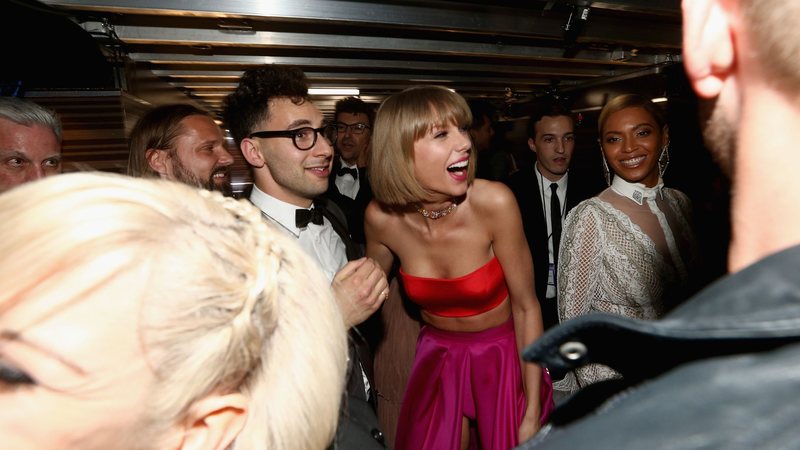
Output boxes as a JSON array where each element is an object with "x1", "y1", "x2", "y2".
[
  {"x1": 295, "y1": 207, "x2": 324, "y2": 228},
  {"x1": 550, "y1": 183, "x2": 562, "y2": 271},
  {"x1": 337, "y1": 166, "x2": 359, "y2": 179}
]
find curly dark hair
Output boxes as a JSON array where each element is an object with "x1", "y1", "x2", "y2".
[
  {"x1": 222, "y1": 65, "x2": 309, "y2": 144},
  {"x1": 334, "y1": 97, "x2": 375, "y2": 126}
]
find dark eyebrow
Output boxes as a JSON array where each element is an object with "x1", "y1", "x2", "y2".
[
  {"x1": 0, "y1": 329, "x2": 87, "y2": 376},
  {"x1": 286, "y1": 119, "x2": 314, "y2": 130}
]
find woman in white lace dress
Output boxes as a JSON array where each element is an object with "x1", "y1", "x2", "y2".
[{"x1": 556, "y1": 94, "x2": 696, "y2": 391}]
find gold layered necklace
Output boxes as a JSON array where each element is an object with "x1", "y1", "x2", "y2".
[{"x1": 416, "y1": 199, "x2": 457, "y2": 220}]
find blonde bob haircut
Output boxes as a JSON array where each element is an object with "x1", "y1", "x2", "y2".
[
  {"x1": 0, "y1": 173, "x2": 347, "y2": 450},
  {"x1": 369, "y1": 85, "x2": 477, "y2": 206}
]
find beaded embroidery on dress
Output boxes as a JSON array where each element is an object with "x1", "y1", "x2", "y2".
[{"x1": 554, "y1": 177, "x2": 696, "y2": 392}]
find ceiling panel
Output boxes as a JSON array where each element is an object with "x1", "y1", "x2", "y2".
[{"x1": 36, "y1": 0, "x2": 682, "y2": 118}]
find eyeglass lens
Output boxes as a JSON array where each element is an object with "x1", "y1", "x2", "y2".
[
  {"x1": 294, "y1": 125, "x2": 338, "y2": 150},
  {"x1": 335, "y1": 123, "x2": 369, "y2": 134}
]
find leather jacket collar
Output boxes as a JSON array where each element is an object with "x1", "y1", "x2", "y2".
[{"x1": 525, "y1": 245, "x2": 800, "y2": 425}]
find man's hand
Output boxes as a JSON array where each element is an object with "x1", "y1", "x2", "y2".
[{"x1": 331, "y1": 257, "x2": 389, "y2": 328}]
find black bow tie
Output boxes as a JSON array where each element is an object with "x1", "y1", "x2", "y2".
[
  {"x1": 295, "y1": 207, "x2": 324, "y2": 228},
  {"x1": 337, "y1": 166, "x2": 359, "y2": 179}
]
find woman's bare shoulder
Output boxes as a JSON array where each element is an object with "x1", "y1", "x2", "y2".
[
  {"x1": 469, "y1": 179, "x2": 517, "y2": 213},
  {"x1": 365, "y1": 199, "x2": 407, "y2": 230}
]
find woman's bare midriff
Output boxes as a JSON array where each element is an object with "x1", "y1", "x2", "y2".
[{"x1": 421, "y1": 297, "x2": 512, "y2": 332}]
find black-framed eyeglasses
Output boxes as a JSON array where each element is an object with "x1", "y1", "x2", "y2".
[
  {"x1": 334, "y1": 122, "x2": 371, "y2": 135},
  {"x1": 248, "y1": 124, "x2": 338, "y2": 151}
]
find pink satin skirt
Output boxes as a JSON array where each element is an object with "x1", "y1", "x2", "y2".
[{"x1": 395, "y1": 317, "x2": 525, "y2": 450}]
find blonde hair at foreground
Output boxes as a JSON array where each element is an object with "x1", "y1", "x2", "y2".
[
  {"x1": 0, "y1": 172, "x2": 347, "y2": 450},
  {"x1": 369, "y1": 85, "x2": 477, "y2": 206}
]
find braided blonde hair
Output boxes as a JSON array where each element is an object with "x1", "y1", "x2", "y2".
[{"x1": 0, "y1": 172, "x2": 347, "y2": 450}]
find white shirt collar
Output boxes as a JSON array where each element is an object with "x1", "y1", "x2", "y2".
[
  {"x1": 249, "y1": 187, "x2": 346, "y2": 283},
  {"x1": 534, "y1": 162, "x2": 569, "y2": 191},
  {"x1": 610, "y1": 176, "x2": 664, "y2": 206},
  {"x1": 249, "y1": 185, "x2": 303, "y2": 236}
]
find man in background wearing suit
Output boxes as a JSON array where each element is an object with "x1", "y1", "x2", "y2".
[
  {"x1": 505, "y1": 102, "x2": 594, "y2": 330},
  {"x1": 325, "y1": 96, "x2": 374, "y2": 247}
]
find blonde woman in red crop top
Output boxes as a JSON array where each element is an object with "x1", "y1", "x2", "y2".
[{"x1": 366, "y1": 85, "x2": 549, "y2": 450}]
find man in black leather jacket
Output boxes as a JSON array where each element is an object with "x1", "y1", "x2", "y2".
[{"x1": 517, "y1": 0, "x2": 800, "y2": 448}]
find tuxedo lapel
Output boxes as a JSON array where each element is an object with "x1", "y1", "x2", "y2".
[
  {"x1": 327, "y1": 157, "x2": 343, "y2": 196},
  {"x1": 506, "y1": 168, "x2": 549, "y2": 300}
]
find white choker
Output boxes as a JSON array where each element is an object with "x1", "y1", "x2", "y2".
[{"x1": 610, "y1": 177, "x2": 664, "y2": 206}]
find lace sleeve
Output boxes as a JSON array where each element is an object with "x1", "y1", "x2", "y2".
[
  {"x1": 664, "y1": 188, "x2": 700, "y2": 296},
  {"x1": 557, "y1": 201, "x2": 603, "y2": 323},
  {"x1": 556, "y1": 200, "x2": 622, "y2": 390},
  {"x1": 671, "y1": 189, "x2": 697, "y2": 255}
]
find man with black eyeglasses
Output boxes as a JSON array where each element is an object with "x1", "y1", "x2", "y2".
[
  {"x1": 222, "y1": 65, "x2": 387, "y2": 450},
  {"x1": 325, "y1": 96, "x2": 375, "y2": 246}
]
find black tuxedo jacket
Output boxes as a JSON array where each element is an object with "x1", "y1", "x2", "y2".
[
  {"x1": 325, "y1": 157, "x2": 373, "y2": 246},
  {"x1": 505, "y1": 165, "x2": 598, "y2": 301},
  {"x1": 315, "y1": 198, "x2": 386, "y2": 449}
]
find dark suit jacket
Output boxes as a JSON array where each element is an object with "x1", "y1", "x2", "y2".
[
  {"x1": 325, "y1": 157, "x2": 373, "y2": 246},
  {"x1": 505, "y1": 163, "x2": 598, "y2": 302},
  {"x1": 316, "y1": 198, "x2": 386, "y2": 449}
]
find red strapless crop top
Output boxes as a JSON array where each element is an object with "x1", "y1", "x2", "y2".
[{"x1": 398, "y1": 256, "x2": 509, "y2": 318}]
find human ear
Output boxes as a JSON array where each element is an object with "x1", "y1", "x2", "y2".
[
  {"x1": 146, "y1": 148, "x2": 170, "y2": 178},
  {"x1": 177, "y1": 393, "x2": 248, "y2": 450},
  {"x1": 661, "y1": 125, "x2": 670, "y2": 148},
  {"x1": 681, "y1": 0, "x2": 736, "y2": 99},
  {"x1": 527, "y1": 137, "x2": 537, "y2": 153},
  {"x1": 240, "y1": 139, "x2": 266, "y2": 168}
]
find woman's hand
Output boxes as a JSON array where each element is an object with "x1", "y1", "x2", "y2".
[{"x1": 518, "y1": 409, "x2": 541, "y2": 444}]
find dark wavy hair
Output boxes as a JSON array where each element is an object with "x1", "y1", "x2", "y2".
[
  {"x1": 334, "y1": 97, "x2": 375, "y2": 126},
  {"x1": 222, "y1": 65, "x2": 309, "y2": 145}
]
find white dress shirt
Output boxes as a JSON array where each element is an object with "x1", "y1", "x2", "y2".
[
  {"x1": 535, "y1": 163, "x2": 568, "y2": 299},
  {"x1": 249, "y1": 185, "x2": 347, "y2": 282},
  {"x1": 335, "y1": 161, "x2": 361, "y2": 200}
]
